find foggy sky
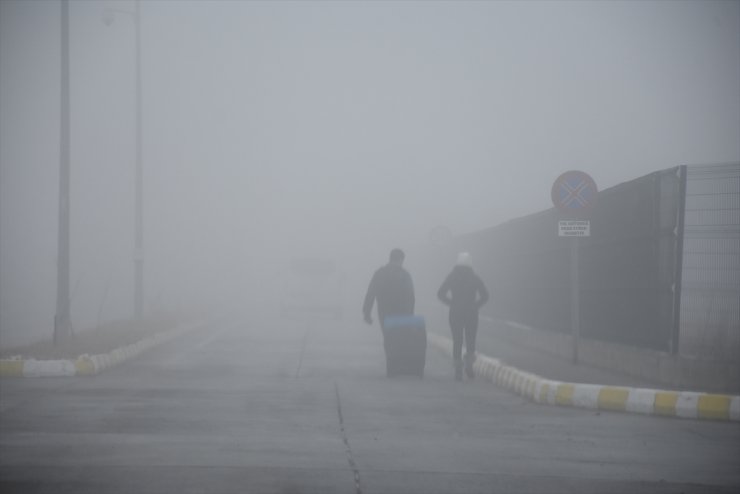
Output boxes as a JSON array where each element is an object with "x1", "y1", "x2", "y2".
[{"x1": 1, "y1": 0, "x2": 739, "y2": 346}]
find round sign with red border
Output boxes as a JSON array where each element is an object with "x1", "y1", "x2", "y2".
[{"x1": 551, "y1": 170, "x2": 598, "y2": 214}]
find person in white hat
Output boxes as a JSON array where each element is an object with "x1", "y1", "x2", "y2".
[{"x1": 437, "y1": 252, "x2": 489, "y2": 381}]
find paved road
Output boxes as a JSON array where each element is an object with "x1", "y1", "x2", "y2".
[{"x1": 1, "y1": 315, "x2": 739, "y2": 493}]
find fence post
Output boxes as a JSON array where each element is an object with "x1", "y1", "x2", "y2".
[{"x1": 670, "y1": 165, "x2": 687, "y2": 355}]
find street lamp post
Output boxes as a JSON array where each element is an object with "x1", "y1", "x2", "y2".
[
  {"x1": 104, "y1": 0, "x2": 143, "y2": 320},
  {"x1": 54, "y1": 0, "x2": 72, "y2": 344}
]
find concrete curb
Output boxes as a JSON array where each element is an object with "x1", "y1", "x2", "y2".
[
  {"x1": 0, "y1": 320, "x2": 207, "y2": 378},
  {"x1": 427, "y1": 332, "x2": 740, "y2": 422}
]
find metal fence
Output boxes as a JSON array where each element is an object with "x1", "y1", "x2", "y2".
[
  {"x1": 437, "y1": 165, "x2": 739, "y2": 360},
  {"x1": 678, "y1": 164, "x2": 740, "y2": 360}
]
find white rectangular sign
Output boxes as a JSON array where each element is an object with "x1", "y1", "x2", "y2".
[{"x1": 559, "y1": 220, "x2": 590, "y2": 237}]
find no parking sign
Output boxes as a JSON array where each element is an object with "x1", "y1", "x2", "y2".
[
  {"x1": 551, "y1": 170, "x2": 598, "y2": 215},
  {"x1": 550, "y1": 170, "x2": 598, "y2": 364}
]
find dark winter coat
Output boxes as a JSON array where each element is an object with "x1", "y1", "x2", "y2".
[
  {"x1": 437, "y1": 265, "x2": 489, "y2": 315},
  {"x1": 363, "y1": 263, "x2": 415, "y2": 327}
]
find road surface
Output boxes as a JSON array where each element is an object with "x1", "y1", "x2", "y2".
[{"x1": 1, "y1": 315, "x2": 738, "y2": 493}]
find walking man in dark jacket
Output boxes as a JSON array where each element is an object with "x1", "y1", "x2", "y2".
[
  {"x1": 363, "y1": 248, "x2": 415, "y2": 374},
  {"x1": 438, "y1": 252, "x2": 489, "y2": 381}
]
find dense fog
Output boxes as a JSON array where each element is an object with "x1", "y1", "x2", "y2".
[{"x1": 1, "y1": 0, "x2": 739, "y2": 347}]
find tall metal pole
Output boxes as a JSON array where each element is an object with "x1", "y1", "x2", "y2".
[
  {"x1": 54, "y1": 0, "x2": 71, "y2": 344},
  {"x1": 102, "y1": 1, "x2": 143, "y2": 321},
  {"x1": 133, "y1": 0, "x2": 144, "y2": 320}
]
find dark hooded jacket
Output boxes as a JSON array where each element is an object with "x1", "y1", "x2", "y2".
[
  {"x1": 437, "y1": 265, "x2": 489, "y2": 314},
  {"x1": 363, "y1": 263, "x2": 415, "y2": 326}
]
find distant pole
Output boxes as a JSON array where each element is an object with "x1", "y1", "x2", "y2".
[
  {"x1": 133, "y1": 0, "x2": 143, "y2": 320},
  {"x1": 54, "y1": 0, "x2": 72, "y2": 344},
  {"x1": 102, "y1": 0, "x2": 144, "y2": 321}
]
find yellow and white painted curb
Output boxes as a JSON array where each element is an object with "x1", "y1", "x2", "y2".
[
  {"x1": 428, "y1": 332, "x2": 740, "y2": 422},
  {"x1": 0, "y1": 321, "x2": 206, "y2": 378}
]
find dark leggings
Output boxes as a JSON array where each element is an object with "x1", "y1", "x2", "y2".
[{"x1": 450, "y1": 310, "x2": 478, "y2": 361}]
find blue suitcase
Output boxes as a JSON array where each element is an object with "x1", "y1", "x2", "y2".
[{"x1": 382, "y1": 315, "x2": 427, "y2": 377}]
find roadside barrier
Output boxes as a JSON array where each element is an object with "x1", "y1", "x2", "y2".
[
  {"x1": 427, "y1": 332, "x2": 740, "y2": 422},
  {"x1": 0, "y1": 321, "x2": 206, "y2": 378}
]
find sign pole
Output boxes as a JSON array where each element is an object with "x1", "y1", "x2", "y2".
[
  {"x1": 552, "y1": 170, "x2": 597, "y2": 366},
  {"x1": 570, "y1": 237, "x2": 580, "y2": 364}
]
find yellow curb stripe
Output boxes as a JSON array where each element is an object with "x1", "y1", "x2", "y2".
[
  {"x1": 555, "y1": 384, "x2": 575, "y2": 406},
  {"x1": 74, "y1": 357, "x2": 96, "y2": 376},
  {"x1": 655, "y1": 391, "x2": 679, "y2": 416},
  {"x1": 598, "y1": 387, "x2": 630, "y2": 412},
  {"x1": 426, "y1": 333, "x2": 740, "y2": 422},
  {"x1": 697, "y1": 394, "x2": 731, "y2": 421},
  {"x1": 0, "y1": 360, "x2": 24, "y2": 377}
]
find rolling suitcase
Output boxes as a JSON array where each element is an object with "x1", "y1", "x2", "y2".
[{"x1": 382, "y1": 315, "x2": 427, "y2": 377}]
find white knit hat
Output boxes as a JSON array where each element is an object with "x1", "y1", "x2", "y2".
[{"x1": 456, "y1": 252, "x2": 472, "y2": 267}]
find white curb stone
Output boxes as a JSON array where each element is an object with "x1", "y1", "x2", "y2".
[
  {"x1": 626, "y1": 388, "x2": 657, "y2": 415},
  {"x1": 426, "y1": 332, "x2": 739, "y2": 422},
  {"x1": 1, "y1": 320, "x2": 207, "y2": 378}
]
